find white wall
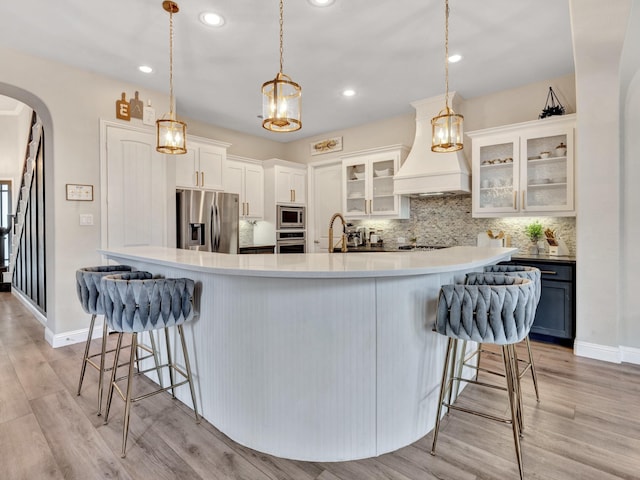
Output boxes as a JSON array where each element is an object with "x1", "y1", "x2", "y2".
[
  {"x1": 571, "y1": 0, "x2": 636, "y2": 362},
  {"x1": 0, "y1": 46, "x2": 285, "y2": 344},
  {"x1": 620, "y1": 1, "x2": 640, "y2": 354},
  {"x1": 0, "y1": 100, "x2": 32, "y2": 208}
]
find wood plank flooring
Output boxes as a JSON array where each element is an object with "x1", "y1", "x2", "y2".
[{"x1": 1, "y1": 291, "x2": 639, "y2": 479}]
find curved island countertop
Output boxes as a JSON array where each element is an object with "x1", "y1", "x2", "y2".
[
  {"x1": 99, "y1": 245, "x2": 517, "y2": 278},
  {"x1": 99, "y1": 245, "x2": 517, "y2": 462}
]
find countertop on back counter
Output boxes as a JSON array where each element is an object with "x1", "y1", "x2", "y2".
[
  {"x1": 333, "y1": 245, "x2": 389, "y2": 253},
  {"x1": 511, "y1": 253, "x2": 576, "y2": 263}
]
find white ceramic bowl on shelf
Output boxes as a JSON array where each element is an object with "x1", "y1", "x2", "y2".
[
  {"x1": 352, "y1": 172, "x2": 364, "y2": 180},
  {"x1": 539, "y1": 152, "x2": 551, "y2": 159},
  {"x1": 374, "y1": 168, "x2": 392, "y2": 177}
]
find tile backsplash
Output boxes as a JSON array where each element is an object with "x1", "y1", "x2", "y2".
[{"x1": 351, "y1": 195, "x2": 576, "y2": 255}]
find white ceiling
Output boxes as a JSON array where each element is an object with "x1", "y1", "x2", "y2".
[{"x1": 0, "y1": 0, "x2": 574, "y2": 142}]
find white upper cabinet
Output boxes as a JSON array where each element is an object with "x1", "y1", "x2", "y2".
[
  {"x1": 274, "y1": 165, "x2": 306, "y2": 205},
  {"x1": 468, "y1": 114, "x2": 576, "y2": 218},
  {"x1": 225, "y1": 156, "x2": 264, "y2": 220},
  {"x1": 341, "y1": 145, "x2": 409, "y2": 219},
  {"x1": 176, "y1": 137, "x2": 230, "y2": 190},
  {"x1": 262, "y1": 159, "x2": 307, "y2": 206}
]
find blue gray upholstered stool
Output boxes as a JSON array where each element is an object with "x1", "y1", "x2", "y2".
[
  {"x1": 101, "y1": 273, "x2": 199, "y2": 457},
  {"x1": 463, "y1": 265, "x2": 542, "y2": 402},
  {"x1": 76, "y1": 265, "x2": 136, "y2": 415},
  {"x1": 431, "y1": 274, "x2": 536, "y2": 480}
]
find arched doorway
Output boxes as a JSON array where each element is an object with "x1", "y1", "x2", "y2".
[{"x1": 0, "y1": 83, "x2": 53, "y2": 327}]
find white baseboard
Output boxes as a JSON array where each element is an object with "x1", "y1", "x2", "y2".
[
  {"x1": 12, "y1": 288, "x2": 102, "y2": 348},
  {"x1": 574, "y1": 341, "x2": 640, "y2": 365},
  {"x1": 46, "y1": 324, "x2": 103, "y2": 349},
  {"x1": 11, "y1": 288, "x2": 47, "y2": 327},
  {"x1": 574, "y1": 341, "x2": 622, "y2": 364},
  {"x1": 620, "y1": 346, "x2": 640, "y2": 365}
]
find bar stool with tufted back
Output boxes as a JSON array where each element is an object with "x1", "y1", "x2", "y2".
[
  {"x1": 76, "y1": 265, "x2": 163, "y2": 416},
  {"x1": 430, "y1": 273, "x2": 536, "y2": 480},
  {"x1": 101, "y1": 272, "x2": 200, "y2": 457},
  {"x1": 464, "y1": 265, "x2": 542, "y2": 401}
]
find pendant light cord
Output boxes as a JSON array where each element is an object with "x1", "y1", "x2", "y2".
[
  {"x1": 279, "y1": 0, "x2": 284, "y2": 74},
  {"x1": 444, "y1": 0, "x2": 450, "y2": 112},
  {"x1": 169, "y1": 8, "x2": 175, "y2": 118}
]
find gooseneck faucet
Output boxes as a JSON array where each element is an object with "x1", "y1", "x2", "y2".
[{"x1": 328, "y1": 213, "x2": 348, "y2": 253}]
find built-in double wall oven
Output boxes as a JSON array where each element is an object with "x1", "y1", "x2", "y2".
[
  {"x1": 276, "y1": 205, "x2": 306, "y2": 254},
  {"x1": 276, "y1": 230, "x2": 306, "y2": 254}
]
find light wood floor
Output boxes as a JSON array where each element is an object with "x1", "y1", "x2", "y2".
[{"x1": 1, "y1": 292, "x2": 640, "y2": 480}]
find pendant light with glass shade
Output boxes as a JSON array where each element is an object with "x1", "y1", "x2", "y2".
[
  {"x1": 431, "y1": 0, "x2": 463, "y2": 152},
  {"x1": 156, "y1": 1, "x2": 187, "y2": 154},
  {"x1": 261, "y1": 0, "x2": 302, "y2": 133}
]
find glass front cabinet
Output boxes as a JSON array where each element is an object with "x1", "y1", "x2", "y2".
[
  {"x1": 468, "y1": 114, "x2": 576, "y2": 217},
  {"x1": 341, "y1": 145, "x2": 409, "y2": 219}
]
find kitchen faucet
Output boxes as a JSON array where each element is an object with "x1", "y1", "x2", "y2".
[{"x1": 328, "y1": 213, "x2": 348, "y2": 253}]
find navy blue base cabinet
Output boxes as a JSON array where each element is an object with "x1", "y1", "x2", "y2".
[{"x1": 501, "y1": 257, "x2": 576, "y2": 346}]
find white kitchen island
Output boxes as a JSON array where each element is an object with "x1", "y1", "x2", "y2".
[{"x1": 99, "y1": 245, "x2": 517, "y2": 462}]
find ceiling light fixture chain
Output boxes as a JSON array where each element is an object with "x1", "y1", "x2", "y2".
[
  {"x1": 169, "y1": 2, "x2": 176, "y2": 119},
  {"x1": 156, "y1": 0, "x2": 187, "y2": 154},
  {"x1": 279, "y1": 0, "x2": 284, "y2": 74},
  {"x1": 261, "y1": 0, "x2": 302, "y2": 132},
  {"x1": 444, "y1": 0, "x2": 450, "y2": 112},
  {"x1": 431, "y1": 0, "x2": 463, "y2": 152}
]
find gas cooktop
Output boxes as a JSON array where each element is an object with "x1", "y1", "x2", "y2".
[{"x1": 398, "y1": 245, "x2": 448, "y2": 251}]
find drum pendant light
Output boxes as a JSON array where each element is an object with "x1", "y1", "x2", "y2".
[
  {"x1": 156, "y1": 1, "x2": 187, "y2": 154},
  {"x1": 431, "y1": 0, "x2": 463, "y2": 152},
  {"x1": 261, "y1": 0, "x2": 302, "y2": 133}
]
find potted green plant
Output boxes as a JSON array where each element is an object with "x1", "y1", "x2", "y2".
[{"x1": 524, "y1": 221, "x2": 543, "y2": 254}]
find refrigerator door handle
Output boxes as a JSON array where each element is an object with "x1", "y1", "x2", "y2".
[
  {"x1": 210, "y1": 203, "x2": 216, "y2": 252},
  {"x1": 211, "y1": 202, "x2": 221, "y2": 251}
]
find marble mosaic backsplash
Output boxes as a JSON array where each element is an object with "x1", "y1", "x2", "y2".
[{"x1": 352, "y1": 195, "x2": 576, "y2": 255}]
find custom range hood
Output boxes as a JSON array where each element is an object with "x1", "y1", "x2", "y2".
[{"x1": 393, "y1": 93, "x2": 471, "y2": 196}]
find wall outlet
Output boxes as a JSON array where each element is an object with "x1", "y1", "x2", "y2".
[
  {"x1": 397, "y1": 237, "x2": 406, "y2": 244},
  {"x1": 79, "y1": 214, "x2": 93, "y2": 226}
]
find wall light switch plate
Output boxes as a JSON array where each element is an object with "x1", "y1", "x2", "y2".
[{"x1": 79, "y1": 214, "x2": 93, "y2": 226}]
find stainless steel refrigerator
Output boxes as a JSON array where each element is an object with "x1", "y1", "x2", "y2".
[{"x1": 176, "y1": 189, "x2": 239, "y2": 253}]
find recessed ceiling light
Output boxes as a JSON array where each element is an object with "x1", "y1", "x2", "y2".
[
  {"x1": 200, "y1": 12, "x2": 225, "y2": 27},
  {"x1": 342, "y1": 89, "x2": 356, "y2": 97},
  {"x1": 138, "y1": 65, "x2": 153, "y2": 74},
  {"x1": 308, "y1": 0, "x2": 335, "y2": 7},
  {"x1": 448, "y1": 54, "x2": 462, "y2": 63}
]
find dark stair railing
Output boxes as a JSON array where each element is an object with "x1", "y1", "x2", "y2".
[{"x1": 8, "y1": 111, "x2": 47, "y2": 314}]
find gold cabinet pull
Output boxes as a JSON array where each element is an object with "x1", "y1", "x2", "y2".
[
  {"x1": 522, "y1": 190, "x2": 526, "y2": 210},
  {"x1": 513, "y1": 190, "x2": 517, "y2": 210},
  {"x1": 201, "y1": 171, "x2": 204, "y2": 187},
  {"x1": 541, "y1": 270, "x2": 557, "y2": 275},
  {"x1": 246, "y1": 202, "x2": 250, "y2": 216},
  {"x1": 195, "y1": 170, "x2": 199, "y2": 186}
]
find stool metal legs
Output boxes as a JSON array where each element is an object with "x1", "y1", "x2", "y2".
[
  {"x1": 104, "y1": 325, "x2": 200, "y2": 458},
  {"x1": 458, "y1": 336, "x2": 540, "y2": 403},
  {"x1": 431, "y1": 339, "x2": 525, "y2": 480},
  {"x1": 77, "y1": 314, "x2": 98, "y2": 400},
  {"x1": 77, "y1": 315, "x2": 163, "y2": 416}
]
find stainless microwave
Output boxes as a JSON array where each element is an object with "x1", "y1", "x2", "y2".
[{"x1": 277, "y1": 205, "x2": 305, "y2": 229}]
